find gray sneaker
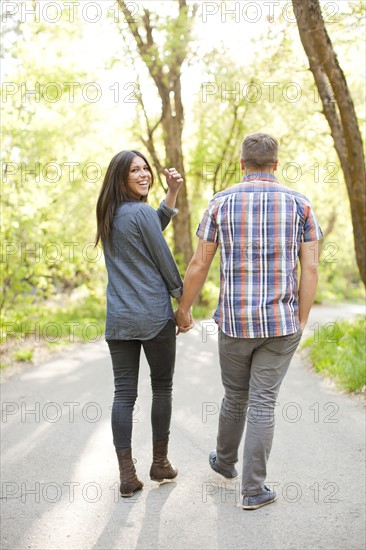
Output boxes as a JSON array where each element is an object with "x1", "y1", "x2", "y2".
[
  {"x1": 241, "y1": 485, "x2": 277, "y2": 510},
  {"x1": 209, "y1": 450, "x2": 238, "y2": 479}
]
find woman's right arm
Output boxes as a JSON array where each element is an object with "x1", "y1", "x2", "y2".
[
  {"x1": 156, "y1": 200, "x2": 178, "y2": 231},
  {"x1": 136, "y1": 206, "x2": 183, "y2": 299},
  {"x1": 156, "y1": 167, "x2": 184, "y2": 231}
]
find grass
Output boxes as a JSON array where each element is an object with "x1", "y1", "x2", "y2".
[
  {"x1": 0, "y1": 290, "x2": 214, "y2": 369},
  {"x1": 1, "y1": 293, "x2": 106, "y2": 369},
  {"x1": 2, "y1": 288, "x2": 365, "y2": 396},
  {"x1": 14, "y1": 349, "x2": 33, "y2": 362},
  {"x1": 302, "y1": 315, "x2": 366, "y2": 393}
]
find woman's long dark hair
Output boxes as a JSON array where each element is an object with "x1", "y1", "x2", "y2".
[{"x1": 95, "y1": 150, "x2": 154, "y2": 248}]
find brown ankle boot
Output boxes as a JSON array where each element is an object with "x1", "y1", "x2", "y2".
[
  {"x1": 150, "y1": 439, "x2": 178, "y2": 482},
  {"x1": 116, "y1": 448, "x2": 144, "y2": 497}
]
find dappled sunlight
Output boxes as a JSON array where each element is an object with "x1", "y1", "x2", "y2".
[
  {"x1": 2, "y1": 315, "x2": 365, "y2": 549},
  {"x1": 1, "y1": 0, "x2": 365, "y2": 548},
  {"x1": 16, "y1": 419, "x2": 124, "y2": 550},
  {"x1": 19, "y1": 341, "x2": 108, "y2": 383},
  {"x1": 2, "y1": 421, "x2": 53, "y2": 464}
]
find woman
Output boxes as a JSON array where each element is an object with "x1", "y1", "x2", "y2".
[{"x1": 95, "y1": 150, "x2": 188, "y2": 497}]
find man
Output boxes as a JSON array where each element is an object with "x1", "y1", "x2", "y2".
[{"x1": 175, "y1": 132, "x2": 322, "y2": 510}]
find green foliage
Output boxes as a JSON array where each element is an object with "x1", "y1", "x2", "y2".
[
  {"x1": 186, "y1": 17, "x2": 365, "y2": 303},
  {"x1": 302, "y1": 316, "x2": 366, "y2": 392},
  {"x1": 14, "y1": 349, "x2": 33, "y2": 362},
  {"x1": 1, "y1": 1, "x2": 365, "y2": 370},
  {"x1": 316, "y1": 252, "x2": 365, "y2": 304},
  {"x1": 1, "y1": 291, "x2": 106, "y2": 348},
  {"x1": 1, "y1": 14, "x2": 108, "y2": 316}
]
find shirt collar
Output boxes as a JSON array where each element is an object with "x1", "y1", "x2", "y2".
[{"x1": 242, "y1": 172, "x2": 278, "y2": 183}]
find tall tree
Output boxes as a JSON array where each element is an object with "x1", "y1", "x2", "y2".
[
  {"x1": 292, "y1": 0, "x2": 366, "y2": 285},
  {"x1": 1, "y1": 13, "x2": 105, "y2": 315},
  {"x1": 117, "y1": 0, "x2": 198, "y2": 268}
]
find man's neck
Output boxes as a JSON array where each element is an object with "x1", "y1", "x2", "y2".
[{"x1": 244, "y1": 169, "x2": 275, "y2": 176}]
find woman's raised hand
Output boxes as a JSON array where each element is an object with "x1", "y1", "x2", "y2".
[{"x1": 163, "y1": 167, "x2": 184, "y2": 193}]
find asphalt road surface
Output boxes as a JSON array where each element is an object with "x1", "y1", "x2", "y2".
[{"x1": 1, "y1": 304, "x2": 365, "y2": 550}]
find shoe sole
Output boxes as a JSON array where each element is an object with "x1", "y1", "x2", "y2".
[
  {"x1": 120, "y1": 483, "x2": 144, "y2": 497},
  {"x1": 241, "y1": 495, "x2": 277, "y2": 510},
  {"x1": 120, "y1": 489, "x2": 143, "y2": 497},
  {"x1": 150, "y1": 477, "x2": 177, "y2": 484},
  {"x1": 211, "y1": 469, "x2": 238, "y2": 479},
  {"x1": 209, "y1": 454, "x2": 238, "y2": 479}
]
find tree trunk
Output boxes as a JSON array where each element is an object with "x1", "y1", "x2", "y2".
[
  {"x1": 118, "y1": 0, "x2": 195, "y2": 268},
  {"x1": 292, "y1": 0, "x2": 366, "y2": 285},
  {"x1": 161, "y1": 71, "x2": 193, "y2": 267}
]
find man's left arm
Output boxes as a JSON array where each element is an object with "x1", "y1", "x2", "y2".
[
  {"x1": 298, "y1": 241, "x2": 320, "y2": 330},
  {"x1": 175, "y1": 239, "x2": 218, "y2": 332},
  {"x1": 297, "y1": 201, "x2": 323, "y2": 330}
]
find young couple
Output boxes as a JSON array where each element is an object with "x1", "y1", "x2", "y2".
[{"x1": 95, "y1": 133, "x2": 322, "y2": 510}]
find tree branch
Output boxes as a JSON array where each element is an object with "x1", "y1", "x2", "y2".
[
  {"x1": 213, "y1": 104, "x2": 239, "y2": 194},
  {"x1": 117, "y1": 0, "x2": 145, "y2": 50}
]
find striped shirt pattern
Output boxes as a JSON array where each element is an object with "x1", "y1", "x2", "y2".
[{"x1": 196, "y1": 174, "x2": 323, "y2": 338}]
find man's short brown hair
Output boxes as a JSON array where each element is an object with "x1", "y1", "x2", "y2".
[{"x1": 241, "y1": 133, "x2": 278, "y2": 169}]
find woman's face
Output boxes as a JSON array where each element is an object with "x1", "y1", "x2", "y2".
[{"x1": 127, "y1": 155, "x2": 152, "y2": 199}]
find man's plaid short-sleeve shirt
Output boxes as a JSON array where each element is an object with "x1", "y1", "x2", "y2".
[{"x1": 196, "y1": 173, "x2": 323, "y2": 338}]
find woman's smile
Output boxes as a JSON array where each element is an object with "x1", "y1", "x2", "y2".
[{"x1": 128, "y1": 156, "x2": 152, "y2": 198}]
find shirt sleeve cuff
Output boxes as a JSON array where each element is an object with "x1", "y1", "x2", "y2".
[
  {"x1": 169, "y1": 286, "x2": 183, "y2": 298},
  {"x1": 160, "y1": 200, "x2": 178, "y2": 218}
]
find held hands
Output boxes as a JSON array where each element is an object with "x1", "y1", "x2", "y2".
[
  {"x1": 163, "y1": 167, "x2": 184, "y2": 193},
  {"x1": 174, "y1": 308, "x2": 194, "y2": 335}
]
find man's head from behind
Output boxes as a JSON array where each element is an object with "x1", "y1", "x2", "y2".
[{"x1": 240, "y1": 132, "x2": 278, "y2": 173}]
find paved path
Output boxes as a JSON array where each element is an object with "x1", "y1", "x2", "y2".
[{"x1": 1, "y1": 305, "x2": 365, "y2": 550}]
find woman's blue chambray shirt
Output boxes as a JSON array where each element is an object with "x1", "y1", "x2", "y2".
[{"x1": 104, "y1": 200, "x2": 183, "y2": 340}]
